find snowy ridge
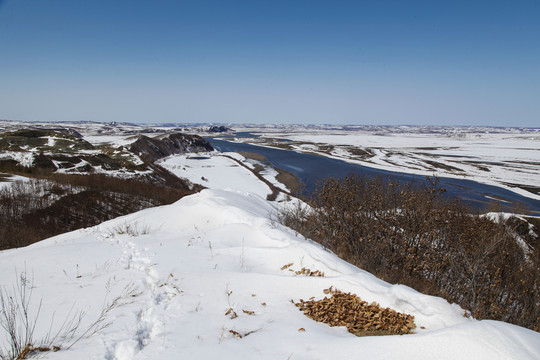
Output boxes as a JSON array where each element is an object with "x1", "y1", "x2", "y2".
[{"x1": 1, "y1": 189, "x2": 539, "y2": 359}]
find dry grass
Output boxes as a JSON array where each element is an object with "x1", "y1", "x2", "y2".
[{"x1": 0, "y1": 272, "x2": 140, "y2": 360}]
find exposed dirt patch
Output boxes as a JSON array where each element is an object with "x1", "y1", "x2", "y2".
[
  {"x1": 239, "y1": 152, "x2": 303, "y2": 195},
  {"x1": 424, "y1": 159, "x2": 463, "y2": 172},
  {"x1": 348, "y1": 147, "x2": 374, "y2": 158},
  {"x1": 268, "y1": 142, "x2": 296, "y2": 150},
  {"x1": 508, "y1": 160, "x2": 540, "y2": 166},
  {"x1": 463, "y1": 161, "x2": 491, "y2": 172},
  {"x1": 238, "y1": 151, "x2": 268, "y2": 163},
  {"x1": 276, "y1": 170, "x2": 303, "y2": 195},
  {"x1": 252, "y1": 163, "x2": 265, "y2": 174}
]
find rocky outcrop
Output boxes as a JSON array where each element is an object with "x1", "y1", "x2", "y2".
[
  {"x1": 47, "y1": 128, "x2": 84, "y2": 139},
  {"x1": 129, "y1": 133, "x2": 214, "y2": 162},
  {"x1": 207, "y1": 125, "x2": 231, "y2": 133}
]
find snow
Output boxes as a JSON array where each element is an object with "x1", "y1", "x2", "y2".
[
  {"x1": 0, "y1": 151, "x2": 34, "y2": 167},
  {"x1": 83, "y1": 134, "x2": 141, "y2": 147},
  {"x1": 160, "y1": 153, "x2": 273, "y2": 199},
  {"x1": 1, "y1": 188, "x2": 539, "y2": 359},
  {"x1": 44, "y1": 136, "x2": 56, "y2": 147}
]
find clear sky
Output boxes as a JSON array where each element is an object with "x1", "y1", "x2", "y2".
[{"x1": 0, "y1": 0, "x2": 539, "y2": 126}]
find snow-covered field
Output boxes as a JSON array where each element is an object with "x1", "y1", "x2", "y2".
[
  {"x1": 159, "y1": 152, "x2": 291, "y2": 200},
  {"x1": 160, "y1": 153, "x2": 273, "y2": 199}
]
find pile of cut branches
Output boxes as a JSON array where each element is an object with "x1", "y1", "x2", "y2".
[{"x1": 294, "y1": 287, "x2": 415, "y2": 336}]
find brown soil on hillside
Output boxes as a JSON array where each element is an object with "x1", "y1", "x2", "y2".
[{"x1": 239, "y1": 152, "x2": 303, "y2": 195}]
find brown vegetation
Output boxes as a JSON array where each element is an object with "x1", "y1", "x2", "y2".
[
  {"x1": 0, "y1": 173, "x2": 199, "y2": 250},
  {"x1": 0, "y1": 129, "x2": 209, "y2": 250},
  {"x1": 294, "y1": 286, "x2": 415, "y2": 336},
  {"x1": 279, "y1": 174, "x2": 540, "y2": 331}
]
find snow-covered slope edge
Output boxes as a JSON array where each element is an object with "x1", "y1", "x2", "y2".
[{"x1": 1, "y1": 189, "x2": 539, "y2": 360}]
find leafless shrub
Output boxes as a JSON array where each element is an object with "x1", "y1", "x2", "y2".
[
  {"x1": 0, "y1": 173, "x2": 195, "y2": 250},
  {"x1": 0, "y1": 272, "x2": 41, "y2": 359},
  {"x1": 109, "y1": 222, "x2": 152, "y2": 237},
  {"x1": 66, "y1": 282, "x2": 141, "y2": 348},
  {"x1": 278, "y1": 174, "x2": 539, "y2": 331},
  {"x1": 0, "y1": 272, "x2": 141, "y2": 359},
  {"x1": 270, "y1": 200, "x2": 317, "y2": 238}
]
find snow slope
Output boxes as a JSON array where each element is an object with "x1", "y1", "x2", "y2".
[{"x1": 1, "y1": 188, "x2": 539, "y2": 360}]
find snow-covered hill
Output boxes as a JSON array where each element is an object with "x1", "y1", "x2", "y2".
[{"x1": 1, "y1": 188, "x2": 539, "y2": 360}]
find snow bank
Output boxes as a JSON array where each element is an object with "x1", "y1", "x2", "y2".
[{"x1": 1, "y1": 189, "x2": 538, "y2": 359}]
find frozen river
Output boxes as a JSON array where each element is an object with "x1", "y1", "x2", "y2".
[{"x1": 209, "y1": 138, "x2": 540, "y2": 215}]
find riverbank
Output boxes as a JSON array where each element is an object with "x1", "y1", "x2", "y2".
[{"x1": 238, "y1": 151, "x2": 304, "y2": 196}]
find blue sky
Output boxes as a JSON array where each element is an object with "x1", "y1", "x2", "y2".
[{"x1": 0, "y1": 0, "x2": 539, "y2": 126}]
